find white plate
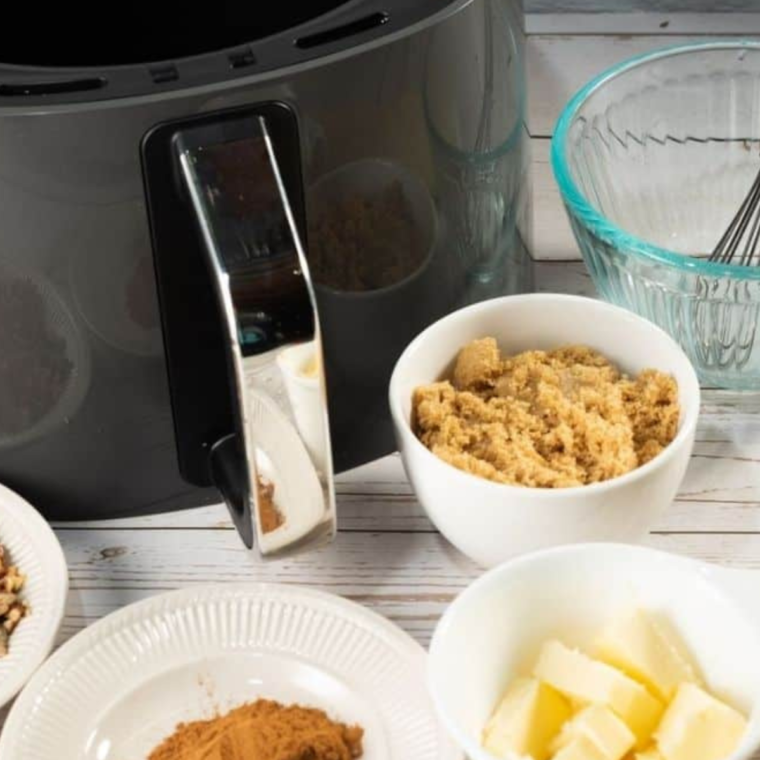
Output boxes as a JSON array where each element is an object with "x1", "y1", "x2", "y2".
[
  {"x1": 0, "y1": 484, "x2": 68, "y2": 709},
  {"x1": 0, "y1": 584, "x2": 461, "y2": 760}
]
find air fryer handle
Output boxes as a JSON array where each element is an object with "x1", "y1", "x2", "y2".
[{"x1": 173, "y1": 111, "x2": 336, "y2": 558}]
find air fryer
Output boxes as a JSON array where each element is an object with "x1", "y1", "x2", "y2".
[{"x1": 0, "y1": 0, "x2": 532, "y2": 555}]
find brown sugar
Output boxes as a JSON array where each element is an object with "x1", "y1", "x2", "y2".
[
  {"x1": 413, "y1": 338, "x2": 680, "y2": 488},
  {"x1": 257, "y1": 477, "x2": 283, "y2": 534},
  {"x1": 308, "y1": 181, "x2": 424, "y2": 292},
  {"x1": 147, "y1": 699, "x2": 364, "y2": 760}
]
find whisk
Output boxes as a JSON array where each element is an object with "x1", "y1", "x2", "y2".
[
  {"x1": 691, "y1": 163, "x2": 760, "y2": 374},
  {"x1": 709, "y1": 164, "x2": 760, "y2": 265}
]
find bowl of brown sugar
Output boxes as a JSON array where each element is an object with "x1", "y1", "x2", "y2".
[{"x1": 389, "y1": 294, "x2": 700, "y2": 567}]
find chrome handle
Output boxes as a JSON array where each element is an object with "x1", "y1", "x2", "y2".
[{"x1": 174, "y1": 111, "x2": 336, "y2": 558}]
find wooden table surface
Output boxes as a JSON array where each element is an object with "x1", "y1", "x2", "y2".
[{"x1": 4, "y1": 12, "x2": 760, "y2": 748}]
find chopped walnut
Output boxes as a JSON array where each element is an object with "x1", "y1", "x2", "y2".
[{"x1": 0, "y1": 544, "x2": 29, "y2": 656}]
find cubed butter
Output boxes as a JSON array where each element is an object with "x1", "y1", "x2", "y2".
[
  {"x1": 550, "y1": 704, "x2": 635, "y2": 760},
  {"x1": 534, "y1": 640, "x2": 664, "y2": 748},
  {"x1": 482, "y1": 677, "x2": 572, "y2": 760},
  {"x1": 552, "y1": 735, "x2": 609, "y2": 760},
  {"x1": 655, "y1": 682, "x2": 747, "y2": 760},
  {"x1": 596, "y1": 610, "x2": 700, "y2": 702}
]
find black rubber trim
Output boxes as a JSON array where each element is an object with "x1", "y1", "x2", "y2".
[
  {"x1": 149, "y1": 65, "x2": 179, "y2": 84},
  {"x1": 228, "y1": 48, "x2": 257, "y2": 69}
]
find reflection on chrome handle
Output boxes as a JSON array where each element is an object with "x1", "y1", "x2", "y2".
[{"x1": 175, "y1": 112, "x2": 336, "y2": 558}]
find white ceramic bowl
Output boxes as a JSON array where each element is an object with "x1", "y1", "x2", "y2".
[
  {"x1": 0, "y1": 264, "x2": 91, "y2": 451},
  {"x1": 309, "y1": 159, "x2": 444, "y2": 386},
  {"x1": 308, "y1": 157, "x2": 439, "y2": 297},
  {"x1": 428, "y1": 543, "x2": 760, "y2": 760},
  {"x1": 0, "y1": 483, "x2": 68, "y2": 709},
  {"x1": 389, "y1": 294, "x2": 700, "y2": 567}
]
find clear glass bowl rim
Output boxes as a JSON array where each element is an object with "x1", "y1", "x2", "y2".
[{"x1": 552, "y1": 39, "x2": 760, "y2": 282}]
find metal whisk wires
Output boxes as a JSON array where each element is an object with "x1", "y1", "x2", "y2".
[{"x1": 710, "y1": 164, "x2": 760, "y2": 266}]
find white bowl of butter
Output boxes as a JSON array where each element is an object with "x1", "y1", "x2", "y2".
[{"x1": 428, "y1": 543, "x2": 760, "y2": 760}]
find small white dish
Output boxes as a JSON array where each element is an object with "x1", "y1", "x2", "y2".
[
  {"x1": 308, "y1": 158, "x2": 443, "y2": 386},
  {"x1": 389, "y1": 293, "x2": 701, "y2": 567},
  {"x1": 276, "y1": 340, "x2": 329, "y2": 475},
  {"x1": 308, "y1": 157, "x2": 439, "y2": 298},
  {"x1": 428, "y1": 543, "x2": 760, "y2": 760},
  {"x1": 0, "y1": 583, "x2": 460, "y2": 760},
  {"x1": 0, "y1": 483, "x2": 68, "y2": 709}
]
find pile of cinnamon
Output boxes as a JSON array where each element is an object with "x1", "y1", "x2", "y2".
[{"x1": 148, "y1": 699, "x2": 364, "y2": 760}]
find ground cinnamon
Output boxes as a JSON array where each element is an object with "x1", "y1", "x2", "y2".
[{"x1": 147, "y1": 699, "x2": 364, "y2": 760}]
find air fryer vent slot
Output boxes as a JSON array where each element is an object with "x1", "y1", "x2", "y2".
[
  {"x1": 0, "y1": 78, "x2": 106, "y2": 96},
  {"x1": 229, "y1": 48, "x2": 256, "y2": 69},
  {"x1": 149, "y1": 65, "x2": 179, "y2": 84},
  {"x1": 296, "y1": 12, "x2": 389, "y2": 49}
]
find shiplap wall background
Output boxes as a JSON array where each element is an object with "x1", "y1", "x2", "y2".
[
  {"x1": 528, "y1": 1, "x2": 756, "y2": 9},
  {"x1": 525, "y1": 2, "x2": 760, "y2": 259}
]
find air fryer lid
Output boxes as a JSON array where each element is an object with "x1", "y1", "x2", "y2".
[{"x1": 0, "y1": 2, "x2": 352, "y2": 66}]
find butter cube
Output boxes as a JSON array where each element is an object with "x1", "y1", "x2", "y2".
[
  {"x1": 655, "y1": 683, "x2": 747, "y2": 760},
  {"x1": 550, "y1": 705, "x2": 635, "y2": 760},
  {"x1": 596, "y1": 610, "x2": 700, "y2": 702},
  {"x1": 553, "y1": 735, "x2": 609, "y2": 760},
  {"x1": 534, "y1": 640, "x2": 664, "y2": 748},
  {"x1": 483, "y1": 677, "x2": 572, "y2": 760}
]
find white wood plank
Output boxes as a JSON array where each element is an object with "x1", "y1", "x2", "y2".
[
  {"x1": 528, "y1": 1, "x2": 759, "y2": 12},
  {"x1": 58, "y1": 529, "x2": 479, "y2": 646},
  {"x1": 50, "y1": 473, "x2": 760, "y2": 537},
  {"x1": 527, "y1": 12, "x2": 760, "y2": 36},
  {"x1": 527, "y1": 35, "x2": 746, "y2": 137},
  {"x1": 531, "y1": 138, "x2": 580, "y2": 260},
  {"x1": 51, "y1": 529, "x2": 760, "y2": 648}
]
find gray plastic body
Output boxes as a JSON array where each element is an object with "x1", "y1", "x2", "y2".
[{"x1": 0, "y1": 0, "x2": 532, "y2": 520}]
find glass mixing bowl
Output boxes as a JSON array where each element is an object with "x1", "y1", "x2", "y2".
[{"x1": 553, "y1": 41, "x2": 760, "y2": 389}]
